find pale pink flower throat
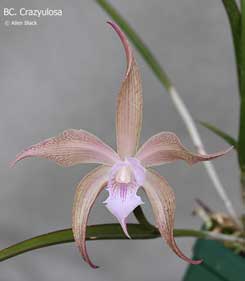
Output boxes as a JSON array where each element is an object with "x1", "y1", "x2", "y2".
[{"x1": 104, "y1": 158, "x2": 145, "y2": 237}]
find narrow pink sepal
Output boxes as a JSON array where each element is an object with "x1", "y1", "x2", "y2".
[
  {"x1": 107, "y1": 21, "x2": 132, "y2": 78},
  {"x1": 136, "y1": 132, "x2": 233, "y2": 167},
  {"x1": 72, "y1": 165, "x2": 110, "y2": 268},
  {"x1": 143, "y1": 169, "x2": 202, "y2": 265},
  {"x1": 11, "y1": 129, "x2": 120, "y2": 167},
  {"x1": 108, "y1": 21, "x2": 143, "y2": 158}
]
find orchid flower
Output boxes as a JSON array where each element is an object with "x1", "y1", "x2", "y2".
[{"x1": 12, "y1": 22, "x2": 232, "y2": 268}]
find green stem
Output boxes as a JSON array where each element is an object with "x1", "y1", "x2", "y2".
[
  {"x1": 241, "y1": 170, "x2": 245, "y2": 206},
  {"x1": 239, "y1": 0, "x2": 245, "y2": 153},
  {"x1": 133, "y1": 206, "x2": 154, "y2": 229},
  {"x1": 1, "y1": 225, "x2": 242, "y2": 262},
  {"x1": 240, "y1": 169, "x2": 245, "y2": 232},
  {"x1": 0, "y1": 224, "x2": 158, "y2": 262}
]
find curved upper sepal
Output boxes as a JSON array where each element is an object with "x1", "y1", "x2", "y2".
[
  {"x1": 11, "y1": 129, "x2": 120, "y2": 167},
  {"x1": 72, "y1": 165, "x2": 110, "y2": 268},
  {"x1": 136, "y1": 132, "x2": 232, "y2": 167},
  {"x1": 143, "y1": 169, "x2": 202, "y2": 264},
  {"x1": 108, "y1": 21, "x2": 143, "y2": 158}
]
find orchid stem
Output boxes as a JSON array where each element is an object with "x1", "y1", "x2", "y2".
[
  {"x1": 169, "y1": 87, "x2": 239, "y2": 225},
  {"x1": 96, "y1": 0, "x2": 239, "y2": 224},
  {"x1": 0, "y1": 225, "x2": 243, "y2": 262},
  {"x1": 133, "y1": 206, "x2": 154, "y2": 229}
]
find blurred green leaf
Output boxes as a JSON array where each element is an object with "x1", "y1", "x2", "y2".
[
  {"x1": 221, "y1": 0, "x2": 241, "y2": 90},
  {"x1": 199, "y1": 121, "x2": 237, "y2": 149}
]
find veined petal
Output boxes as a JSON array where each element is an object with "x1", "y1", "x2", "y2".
[
  {"x1": 72, "y1": 165, "x2": 110, "y2": 268},
  {"x1": 136, "y1": 132, "x2": 232, "y2": 167},
  {"x1": 143, "y1": 169, "x2": 202, "y2": 264},
  {"x1": 11, "y1": 129, "x2": 120, "y2": 167},
  {"x1": 108, "y1": 21, "x2": 143, "y2": 158}
]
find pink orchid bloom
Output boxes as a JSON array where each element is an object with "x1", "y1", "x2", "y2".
[{"x1": 12, "y1": 22, "x2": 232, "y2": 268}]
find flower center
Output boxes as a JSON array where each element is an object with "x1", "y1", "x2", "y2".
[
  {"x1": 115, "y1": 165, "x2": 132, "y2": 183},
  {"x1": 104, "y1": 157, "x2": 146, "y2": 203}
]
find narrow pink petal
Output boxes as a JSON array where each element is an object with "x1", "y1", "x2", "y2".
[
  {"x1": 11, "y1": 129, "x2": 120, "y2": 167},
  {"x1": 108, "y1": 21, "x2": 143, "y2": 158},
  {"x1": 143, "y1": 169, "x2": 202, "y2": 264},
  {"x1": 136, "y1": 132, "x2": 232, "y2": 167},
  {"x1": 72, "y1": 165, "x2": 110, "y2": 268}
]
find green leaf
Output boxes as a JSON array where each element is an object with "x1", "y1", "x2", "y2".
[
  {"x1": 96, "y1": 0, "x2": 172, "y2": 91},
  {"x1": 199, "y1": 121, "x2": 238, "y2": 149},
  {"x1": 238, "y1": 1, "x2": 245, "y2": 171},
  {"x1": 221, "y1": 0, "x2": 241, "y2": 91},
  {"x1": 0, "y1": 224, "x2": 210, "y2": 262}
]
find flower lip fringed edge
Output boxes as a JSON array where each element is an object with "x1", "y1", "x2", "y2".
[{"x1": 11, "y1": 21, "x2": 232, "y2": 268}]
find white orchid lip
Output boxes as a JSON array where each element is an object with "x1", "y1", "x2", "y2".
[{"x1": 104, "y1": 157, "x2": 145, "y2": 237}]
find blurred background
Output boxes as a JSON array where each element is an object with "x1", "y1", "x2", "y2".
[{"x1": 0, "y1": 0, "x2": 242, "y2": 280}]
